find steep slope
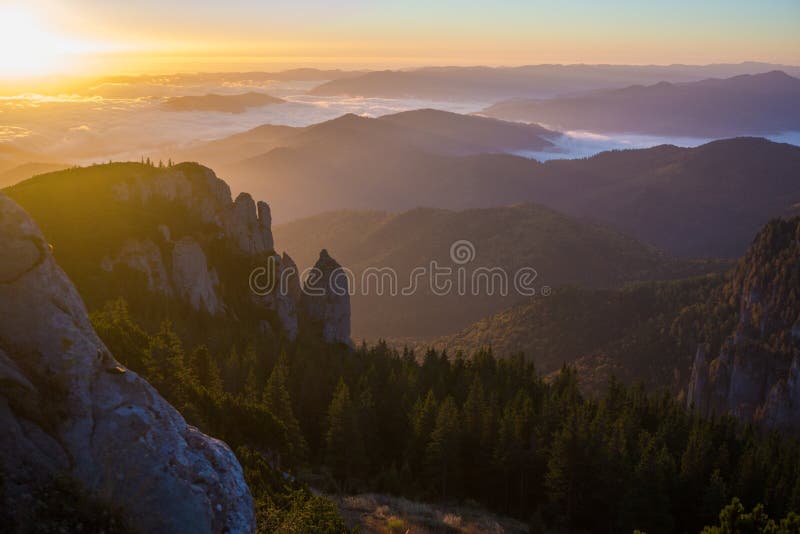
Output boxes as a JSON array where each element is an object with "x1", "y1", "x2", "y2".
[
  {"x1": 274, "y1": 205, "x2": 724, "y2": 339},
  {"x1": 483, "y1": 71, "x2": 800, "y2": 136},
  {"x1": 308, "y1": 63, "x2": 800, "y2": 101},
  {"x1": 688, "y1": 217, "x2": 800, "y2": 431},
  {"x1": 0, "y1": 193, "x2": 255, "y2": 532}
]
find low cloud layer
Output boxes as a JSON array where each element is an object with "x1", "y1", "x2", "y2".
[{"x1": 1, "y1": 77, "x2": 798, "y2": 170}]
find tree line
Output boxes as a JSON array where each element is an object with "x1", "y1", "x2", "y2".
[{"x1": 90, "y1": 298, "x2": 800, "y2": 533}]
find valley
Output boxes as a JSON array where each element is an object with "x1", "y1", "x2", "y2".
[{"x1": 1, "y1": 7, "x2": 799, "y2": 530}]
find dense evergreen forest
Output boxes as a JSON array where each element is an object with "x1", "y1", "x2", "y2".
[{"x1": 88, "y1": 297, "x2": 800, "y2": 533}]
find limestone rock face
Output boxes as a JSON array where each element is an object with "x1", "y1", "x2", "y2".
[
  {"x1": 302, "y1": 249, "x2": 351, "y2": 345},
  {"x1": 0, "y1": 194, "x2": 255, "y2": 533},
  {"x1": 103, "y1": 166, "x2": 279, "y2": 316},
  {"x1": 172, "y1": 237, "x2": 223, "y2": 315},
  {"x1": 111, "y1": 166, "x2": 232, "y2": 226},
  {"x1": 273, "y1": 253, "x2": 299, "y2": 340},
  {"x1": 100, "y1": 238, "x2": 173, "y2": 295},
  {"x1": 688, "y1": 217, "x2": 800, "y2": 431},
  {"x1": 249, "y1": 253, "x2": 300, "y2": 340},
  {"x1": 222, "y1": 193, "x2": 274, "y2": 256},
  {"x1": 111, "y1": 166, "x2": 273, "y2": 256}
]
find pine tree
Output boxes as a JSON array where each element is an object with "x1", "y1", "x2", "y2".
[
  {"x1": 244, "y1": 367, "x2": 260, "y2": 402},
  {"x1": 223, "y1": 347, "x2": 242, "y2": 393},
  {"x1": 143, "y1": 320, "x2": 190, "y2": 404},
  {"x1": 426, "y1": 396, "x2": 461, "y2": 498},
  {"x1": 325, "y1": 380, "x2": 365, "y2": 487},
  {"x1": 408, "y1": 390, "x2": 438, "y2": 476},
  {"x1": 265, "y1": 360, "x2": 307, "y2": 464},
  {"x1": 190, "y1": 345, "x2": 224, "y2": 397}
]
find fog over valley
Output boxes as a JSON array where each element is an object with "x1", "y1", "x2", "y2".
[
  {"x1": 3, "y1": 66, "x2": 799, "y2": 179},
  {"x1": 2, "y1": 18, "x2": 800, "y2": 527}
]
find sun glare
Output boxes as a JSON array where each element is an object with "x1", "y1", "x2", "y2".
[{"x1": 0, "y1": 7, "x2": 74, "y2": 78}]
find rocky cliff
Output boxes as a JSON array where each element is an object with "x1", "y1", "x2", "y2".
[
  {"x1": 688, "y1": 217, "x2": 800, "y2": 431},
  {"x1": 105, "y1": 164, "x2": 275, "y2": 318},
  {"x1": 5, "y1": 162, "x2": 351, "y2": 344},
  {"x1": 0, "y1": 193, "x2": 255, "y2": 533}
]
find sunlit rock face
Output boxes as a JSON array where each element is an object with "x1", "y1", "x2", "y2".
[
  {"x1": 0, "y1": 194, "x2": 255, "y2": 533},
  {"x1": 101, "y1": 238, "x2": 174, "y2": 295},
  {"x1": 103, "y1": 165, "x2": 278, "y2": 317},
  {"x1": 8, "y1": 162, "x2": 349, "y2": 346},
  {"x1": 688, "y1": 217, "x2": 800, "y2": 431},
  {"x1": 171, "y1": 236, "x2": 223, "y2": 315},
  {"x1": 302, "y1": 249, "x2": 352, "y2": 345},
  {"x1": 222, "y1": 193, "x2": 274, "y2": 256},
  {"x1": 111, "y1": 166, "x2": 274, "y2": 257}
]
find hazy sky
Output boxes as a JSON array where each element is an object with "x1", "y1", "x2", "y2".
[{"x1": 2, "y1": 0, "x2": 799, "y2": 77}]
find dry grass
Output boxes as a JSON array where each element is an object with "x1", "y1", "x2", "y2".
[{"x1": 330, "y1": 493, "x2": 529, "y2": 534}]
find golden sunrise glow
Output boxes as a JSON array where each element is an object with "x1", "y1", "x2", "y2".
[
  {"x1": 0, "y1": 7, "x2": 65, "y2": 77},
  {"x1": 0, "y1": 0, "x2": 796, "y2": 83},
  {"x1": 0, "y1": 6, "x2": 110, "y2": 79}
]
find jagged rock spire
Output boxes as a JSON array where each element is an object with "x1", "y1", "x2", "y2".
[{"x1": 302, "y1": 249, "x2": 351, "y2": 345}]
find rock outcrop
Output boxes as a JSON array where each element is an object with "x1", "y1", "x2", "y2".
[
  {"x1": 273, "y1": 253, "x2": 300, "y2": 339},
  {"x1": 222, "y1": 193, "x2": 274, "y2": 256},
  {"x1": 111, "y1": 165, "x2": 274, "y2": 257},
  {"x1": 688, "y1": 217, "x2": 800, "y2": 431},
  {"x1": 0, "y1": 193, "x2": 255, "y2": 533},
  {"x1": 302, "y1": 249, "x2": 351, "y2": 345},
  {"x1": 172, "y1": 236, "x2": 223, "y2": 315},
  {"x1": 103, "y1": 166, "x2": 275, "y2": 316},
  {"x1": 8, "y1": 162, "x2": 350, "y2": 346},
  {"x1": 100, "y1": 238, "x2": 173, "y2": 295}
]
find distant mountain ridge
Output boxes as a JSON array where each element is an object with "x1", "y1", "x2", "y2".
[
  {"x1": 186, "y1": 122, "x2": 800, "y2": 259},
  {"x1": 308, "y1": 62, "x2": 800, "y2": 101},
  {"x1": 483, "y1": 71, "x2": 800, "y2": 136},
  {"x1": 162, "y1": 92, "x2": 284, "y2": 113},
  {"x1": 176, "y1": 108, "x2": 556, "y2": 166}
]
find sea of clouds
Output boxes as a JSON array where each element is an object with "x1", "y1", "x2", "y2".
[{"x1": 1, "y1": 77, "x2": 798, "y2": 167}]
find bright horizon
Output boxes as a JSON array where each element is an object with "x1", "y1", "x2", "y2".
[{"x1": 1, "y1": 0, "x2": 798, "y2": 83}]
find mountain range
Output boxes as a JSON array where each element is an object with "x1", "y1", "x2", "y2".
[
  {"x1": 180, "y1": 112, "x2": 800, "y2": 258},
  {"x1": 162, "y1": 92, "x2": 284, "y2": 113},
  {"x1": 308, "y1": 62, "x2": 800, "y2": 101},
  {"x1": 274, "y1": 205, "x2": 725, "y2": 339},
  {"x1": 483, "y1": 71, "x2": 800, "y2": 136},
  {"x1": 176, "y1": 108, "x2": 556, "y2": 166},
  {"x1": 428, "y1": 215, "x2": 800, "y2": 432}
]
